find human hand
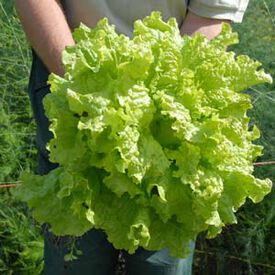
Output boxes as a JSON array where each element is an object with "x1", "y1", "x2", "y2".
[{"x1": 180, "y1": 11, "x2": 231, "y2": 40}]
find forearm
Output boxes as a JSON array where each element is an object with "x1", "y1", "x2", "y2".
[
  {"x1": 15, "y1": 0, "x2": 75, "y2": 76},
  {"x1": 180, "y1": 11, "x2": 231, "y2": 40}
]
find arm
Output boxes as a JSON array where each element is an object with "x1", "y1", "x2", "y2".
[
  {"x1": 15, "y1": 0, "x2": 75, "y2": 76},
  {"x1": 180, "y1": 11, "x2": 230, "y2": 40},
  {"x1": 181, "y1": 0, "x2": 250, "y2": 39}
]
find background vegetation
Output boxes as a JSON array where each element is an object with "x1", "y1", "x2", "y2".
[
  {"x1": 0, "y1": 1, "x2": 43, "y2": 274},
  {"x1": 0, "y1": 0, "x2": 274, "y2": 274}
]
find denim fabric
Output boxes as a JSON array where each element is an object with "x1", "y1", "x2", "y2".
[{"x1": 29, "y1": 50, "x2": 195, "y2": 275}]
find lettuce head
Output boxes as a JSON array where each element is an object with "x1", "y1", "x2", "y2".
[{"x1": 14, "y1": 12, "x2": 273, "y2": 257}]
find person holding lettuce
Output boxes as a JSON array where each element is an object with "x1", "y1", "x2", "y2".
[{"x1": 15, "y1": 1, "x2": 250, "y2": 274}]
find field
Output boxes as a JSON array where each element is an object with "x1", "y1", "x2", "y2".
[{"x1": 0, "y1": 1, "x2": 274, "y2": 274}]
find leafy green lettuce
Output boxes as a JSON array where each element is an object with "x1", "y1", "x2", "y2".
[{"x1": 14, "y1": 12, "x2": 273, "y2": 257}]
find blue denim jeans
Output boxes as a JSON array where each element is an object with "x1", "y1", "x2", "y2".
[{"x1": 29, "y1": 50, "x2": 195, "y2": 275}]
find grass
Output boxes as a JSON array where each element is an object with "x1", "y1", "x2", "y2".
[
  {"x1": 0, "y1": 197, "x2": 44, "y2": 274},
  {"x1": 0, "y1": 1, "x2": 35, "y2": 183},
  {"x1": 0, "y1": 1, "x2": 43, "y2": 273}
]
